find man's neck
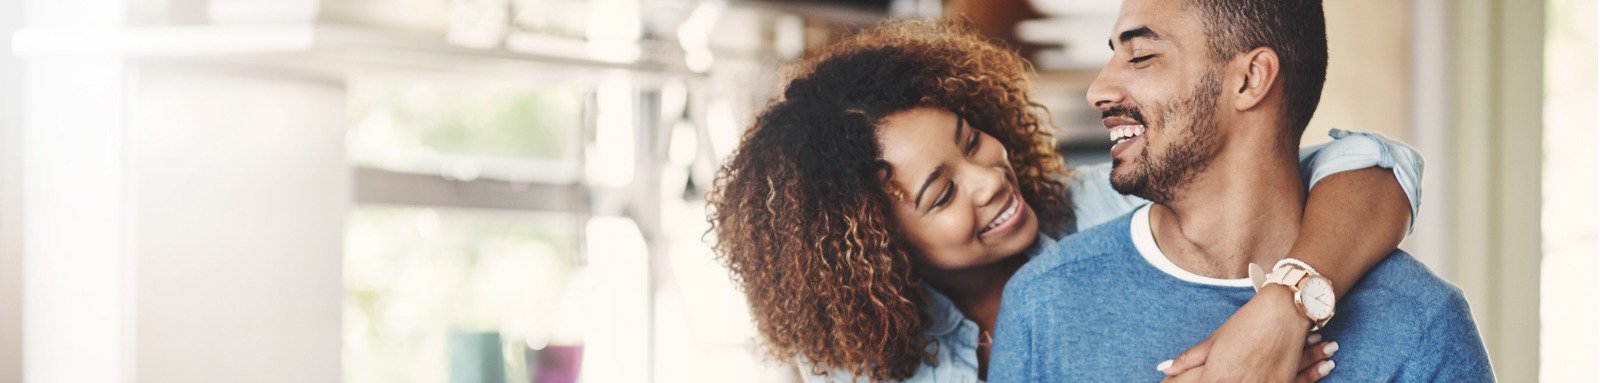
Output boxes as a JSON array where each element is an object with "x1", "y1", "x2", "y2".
[{"x1": 1149, "y1": 137, "x2": 1306, "y2": 279}]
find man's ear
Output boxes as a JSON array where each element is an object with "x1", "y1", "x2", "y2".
[{"x1": 1231, "y1": 47, "x2": 1280, "y2": 111}]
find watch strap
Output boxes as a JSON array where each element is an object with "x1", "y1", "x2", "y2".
[
  {"x1": 1261, "y1": 263, "x2": 1334, "y2": 331},
  {"x1": 1262, "y1": 267, "x2": 1308, "y2": 291},
  {"x1": 1274, "y1": 258, "x2": 1322, "y2": 276}
]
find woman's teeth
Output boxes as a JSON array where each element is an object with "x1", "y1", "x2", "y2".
[
  {"x1": 1108, "y1": 125, "x2": 1146, "y2": 144},
  {"x1": 983, "y1": 195, "x2": 1020, "y2": 233}
]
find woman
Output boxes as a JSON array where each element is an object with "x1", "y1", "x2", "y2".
[{"x1": 707, "y1": 21, "x2": 1420, "y2": 382}]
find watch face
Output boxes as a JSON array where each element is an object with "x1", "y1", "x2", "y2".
[{"x1": 1300, "y1": 277, "x2": 1336, "y2": 320}]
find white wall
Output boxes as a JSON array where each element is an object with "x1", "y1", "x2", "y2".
[
  {"x1": 16, "y1": 0, "x2": 345, "y2": 379},
  {"x1": 1448, "y1": 0, "x2": 1546, "y2": 380},
  {"x1": 20, "y1": 61, "x2": 348, "y2": 383},
  {"x1": 129, "y1": 65, "x2": 346, "y2": 383},
  {"x1": 21, "y1": 61, "x2": 348, "y2": 383},
  {"x1": 20, "y1": 2, "x2": 133, "y2": 382},
  {"x1": 21, "y1": 55, "x2": 132, "y2": 383},
  {"x1": 1307, "y1": 0, "x2": 1412, "y2": 145},
  {"x1": 0, "y1": 0, "x2": 26, "y2": 380}
]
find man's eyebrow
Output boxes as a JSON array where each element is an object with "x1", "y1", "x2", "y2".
[
  {"x1": 915, "y1": 166, "x2": 944, "y2": 209},
  {"x1": 1108, "y1": 26, "x2": 1160, "y2": 51}
]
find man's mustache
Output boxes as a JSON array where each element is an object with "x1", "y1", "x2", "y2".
[{"x1": 1102, "y1": 106, "x2": 1147, "y2": 126}]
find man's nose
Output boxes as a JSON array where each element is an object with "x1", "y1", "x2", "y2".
[{"x1": 1086, "y1": 66, "x2": 1126, "y2": 111}]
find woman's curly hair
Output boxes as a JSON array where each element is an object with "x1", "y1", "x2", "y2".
[{"x1": 705, "y1": 20, "x2": 1071, "y2": 381}]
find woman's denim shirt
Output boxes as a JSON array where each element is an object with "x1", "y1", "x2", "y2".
[{"x1": 803, "y1": 129, "x2": 1424, "y2": 383}]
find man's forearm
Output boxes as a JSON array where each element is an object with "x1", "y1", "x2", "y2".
[{"x1": 1278, "y1": 167, "x2": 1412, "y2": 296}]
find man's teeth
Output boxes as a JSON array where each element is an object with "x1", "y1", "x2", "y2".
[
  {"x1": 985, "y1": 196, "x2": 1019, "y2": 232},
  {"x1": 1108, "y1": 125, "x2": 1147, "y2": 144}
]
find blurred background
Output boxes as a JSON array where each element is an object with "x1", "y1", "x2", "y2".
[{"x1": 0, "y1": 0, "x2": 1593, "y2": 382}]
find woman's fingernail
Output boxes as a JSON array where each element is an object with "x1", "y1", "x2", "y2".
[
  {"x1": 1306, "y1": 333, "x2": 1322, "y2": 344},
  {"x1": 1318, "y1": 360, "x2": 1336, "y2": 375},
  {"x1": 1323, "y1": 341, "x2": 1340, "y2": 355},
  {"x1": 1155, "y1": 359, "x2": 1173, "y2": 371}
]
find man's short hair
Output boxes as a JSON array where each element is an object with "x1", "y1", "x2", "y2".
[{"x1": 1187, "y1": 0, "x2": 1328, "y2": 140}]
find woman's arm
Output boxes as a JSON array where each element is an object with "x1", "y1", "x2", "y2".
[
  {"x1": 1066, "y1": 129, "x2": 1421, "y2": 235},
  {"x1": 1158, "y1": 130, "x2": 1423, "y2": 381},
  {"x1": 1282, "y1": 167, "x2": 1411, "y2": 296},
  {"x1": 1161, "y1": 168, "x2": 1411, "y2": 382},
  {"x1": 1285, "y1": 129, "x2": 1423, "y2": 296}
]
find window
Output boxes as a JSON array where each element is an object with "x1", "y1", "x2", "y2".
[
  {"x1": 343, "y1": 75, "x2": 614, "y2": 383},
  {"x1": 344, "y1": 206, "x2": 584, "y2": 383},
  {"x1": 346, "y1": 75, "x2": 583, "y2": 183},
  {"x1": 1538, "y1": 0, "x2": 1597, "y2": 380}
]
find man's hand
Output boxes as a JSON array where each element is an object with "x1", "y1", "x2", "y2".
[{"x1": 1156, "y1": 285, "x2": 1337, "y2": 382}]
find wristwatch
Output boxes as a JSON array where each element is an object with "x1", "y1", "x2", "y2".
[{"x1": 1253, "y1": 259, "x2": 1336, "y2": 331}]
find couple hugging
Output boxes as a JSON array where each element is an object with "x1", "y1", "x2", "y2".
[{"x1": 708, "y1": 0, "x2": 1494, "y2": 381}]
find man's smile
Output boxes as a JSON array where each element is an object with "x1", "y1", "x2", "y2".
[{"x1": 1104, "y1": 116, "x2": 1147, "y2": 159}]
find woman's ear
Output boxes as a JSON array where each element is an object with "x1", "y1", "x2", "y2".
[{"x1": 1232, "y1": 47, "x2": 1281, "y2": 111}]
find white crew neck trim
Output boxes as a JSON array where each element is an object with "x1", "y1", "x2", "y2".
[{"x1": 1130, "y1": 205, "x2": 1255, "y2": 287}]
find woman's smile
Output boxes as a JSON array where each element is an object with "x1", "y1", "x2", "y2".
[{"x1": 978, "y1": 191, "x2": 1030, "y2": 240}]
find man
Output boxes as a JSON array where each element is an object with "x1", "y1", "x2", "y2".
[{"x1": 989, "y1": 0, "x2": 1494, "y2": 381}]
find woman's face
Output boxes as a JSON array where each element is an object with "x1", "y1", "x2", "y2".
[{"x1": 878, "y1": 107, "x2": 1040, "y2": 271}]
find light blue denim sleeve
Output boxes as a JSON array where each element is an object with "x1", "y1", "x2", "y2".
[
  {"x1": 797, "y1": 363, "x2": 867, "y2": 383},
  {"x1": 1065, "y1": 163, "x2": 1150, "y2": 233},
  {"x1": 1298, "y1": 128, "x2": 1425, "y2": 234},
  {"x1": 1068, "y1": 129, "x2": 1424, "y2": 234}
]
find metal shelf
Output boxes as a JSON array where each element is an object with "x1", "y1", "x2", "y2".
[
  {"x1": 353, "y1": 167, "x2": 589, "y2": 213},
  {"x1": 11, "y1": 23, "x2": 712, "y2": 81}
]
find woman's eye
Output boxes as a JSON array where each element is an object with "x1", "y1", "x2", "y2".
[
  {"x1": 1130, "y1": 55, "x2": 1155, "y2": 64},
  {"x1": 965, "y1": 132, "x2": 981, "y2": 155},
  {"x1": 933, "y1": 183, "x2": 955, "y2": 208}
]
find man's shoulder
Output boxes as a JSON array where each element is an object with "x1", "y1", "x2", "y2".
[
  {"x1": 1339, "y1": 251, "x2": 1478, "y2": 333},
  {"x1": 1006, "y1": 212, "x2": 1137, "y2": 299},
  {"x1": 993, "y1": 212, "x2": 1146, "y2": 383},
  {"x1": 1325, "y1": 251, "x2": 1491, "y2": 380},
  {"x1": 1356, "y1": 251, "x2": 1469, "y2": 307}
]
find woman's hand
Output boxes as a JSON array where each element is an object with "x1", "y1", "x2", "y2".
[
  {"x1": 1160, "y1": 339, "x2": 1337, "y2": 383},
  {"x1": 1156, "y1": 285, "x2": 1338, "y2": 382}
]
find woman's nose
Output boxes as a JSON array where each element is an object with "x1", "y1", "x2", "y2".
[{"x1": 966, "y1": 165, "x2": 1008, "y2": 208}]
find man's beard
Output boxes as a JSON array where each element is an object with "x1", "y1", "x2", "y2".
[{"x1": 1110, "y1": 72, "x2": 1223, "y2": 204}]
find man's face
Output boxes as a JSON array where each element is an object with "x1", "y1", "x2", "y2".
[{"x1": 1089, "y1": 0, "x2": 1227, "y2": 203}]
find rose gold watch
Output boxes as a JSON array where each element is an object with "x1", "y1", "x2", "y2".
[{"x1": 1258, "y1": 260, "x2": 1337, "y2": 331}]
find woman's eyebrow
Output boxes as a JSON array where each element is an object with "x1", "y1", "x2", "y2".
[
  {"x1": 953, "y1": 117, "x2": 965, "y2": 145},
  {"x1": 915, "y1": 166, "x2": 944, "y2": 208},
  {"x1": 913, "y1": 117, "x2": 966, "y2": 208}
]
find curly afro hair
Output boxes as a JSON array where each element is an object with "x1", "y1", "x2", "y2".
[{"x1": 706, "y1": 20, "x2": 1071, "y2": 381}]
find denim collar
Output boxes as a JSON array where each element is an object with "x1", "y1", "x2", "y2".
[
  {"x1": 922, "y1": 285, "x2": 966, "y2": 337},
  {"x1": 922, "y1": 235, "x2": 1057, "y2": 337}
]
